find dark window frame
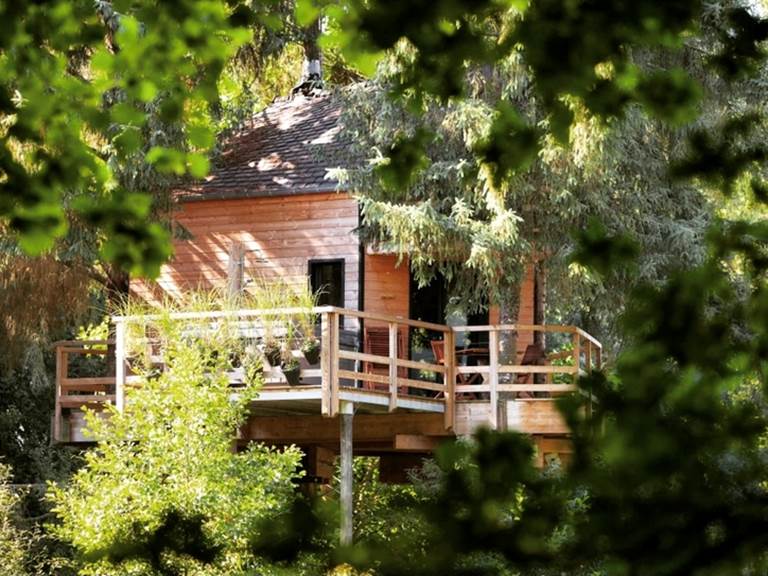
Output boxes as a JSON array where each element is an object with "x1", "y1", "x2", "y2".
[{"x1": 308, "y1": 258, "x2": 346, "y2": 309}]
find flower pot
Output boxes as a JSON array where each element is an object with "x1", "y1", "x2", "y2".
[
  {"x1": 302, "y1": 340, "x2": 321, "y2": 365},
  {"x1": 281, "y1": 363, "x2": 301, "y2": 386},
  {"x1": 263, "y1": 342, "x2": 282, "y2": 367}
]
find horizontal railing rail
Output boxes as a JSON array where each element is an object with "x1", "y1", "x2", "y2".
[{"x1": 54, "y1": 307, "x2": 602, "y2": 441}]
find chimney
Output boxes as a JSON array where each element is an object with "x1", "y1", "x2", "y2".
[
  {"x1": 304, "y1": 59, "x2": 322, "y2": 82},
  {"x1": 291, "y1": 17, "x2": 324, "y2": 97}
]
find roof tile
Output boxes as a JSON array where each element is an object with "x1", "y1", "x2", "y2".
[{"x1": 177, "y1": 94, "x2": 347, "y2": 202}]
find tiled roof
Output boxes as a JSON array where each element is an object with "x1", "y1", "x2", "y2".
[{"x1": 177, "y1": 94, "x2": 347, "y2": 202}]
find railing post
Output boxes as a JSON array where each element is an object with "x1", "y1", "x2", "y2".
[
  {"x1": 53, "y1": 345, "x2": 64, "y2": 443},
  {"x1": 489, "y1": 328, "x2": 499, "y2": 430},
  {"x1": 444, "y1": 329, "x2": 455, "y2": 430},
  {"x1": 320, "y1": 311, "x2": 331, "y2": 416},
  {"x1": 571, "y1": 329, "x2": 581, "y2": 383},
  {"x1": 330, "y1": 312, "x2": 340, "y2": 417},
  {"x1": 585, "y1": 340, "x2": 592, "y2": 374},
  {"x1": 388, "y1": 322, "x2": 398, "y2": 412},
  {"x1": 115, "y1": 320, "x2": 126, "y2": 412}
]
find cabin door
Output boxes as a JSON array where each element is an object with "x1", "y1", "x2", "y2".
[{"x1": 408, "y1": 272, "x2": 447, "y2": 377}]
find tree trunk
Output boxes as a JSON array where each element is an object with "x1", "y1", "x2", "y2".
[
  {"x1": 226, "y1": 241, "x2": 245, "y2": 303},
  {"x1": 498, "y1": 290, "x2": 520, "y2": 374},
  {"x1": 533, "y1": 260, "x2": 546, "y2": 347},
  {"x1": 533, "y1": 260, "x2": 546, "y2": 385},
  {"x1": 302, "y1": 18, "x2": 322, "y2": 64}
]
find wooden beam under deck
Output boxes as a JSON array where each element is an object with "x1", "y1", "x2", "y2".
[{"x1": 244, "y1": 412, "x2": 453, "y2": 447}]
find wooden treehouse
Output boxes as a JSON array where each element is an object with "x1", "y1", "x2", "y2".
[{"x1": 54, "y1": 91, "x2": 602, "y2": 491}]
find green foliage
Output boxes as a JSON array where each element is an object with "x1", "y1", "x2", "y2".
[
  {"x1": 0, "y1": 1, "x2": 252, "y2": 274},
  {"x1": 0, "y1": 463, "x2": 31, "y2": 576},
  {"x1": 570, "y1": 219, "x2": 639, "y2": 278},
  {"x1": 49, "y1": 299, "x2": 303, "y2": 575},
  {"x1": 0, "y1": 344, "x2": 78, "y2": 485},
  {"x1": 348, "y1": 458, "x2": 428, "y2": 551}
]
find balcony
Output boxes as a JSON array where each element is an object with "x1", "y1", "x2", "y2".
[{"x1": 53, "y1": 307, "x2": 602, "y2": 450}]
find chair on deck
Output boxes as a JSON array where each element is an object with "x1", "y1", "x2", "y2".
[
  {"x1": 515, "y1": 343, "x2": 548, "y2": 398},
  {"x1": 431, "y1": 339, "x2": 483, "y2": 399},
  {"x1": 363, "y1": 326, "x2": 407, "y2": 391}
]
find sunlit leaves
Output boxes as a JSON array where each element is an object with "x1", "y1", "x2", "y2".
[
  {"x1": 0, "y1": 0, "x2": 250, "y2": 275},
  {"x1": 74, "y1": 190, "x2": 173, "y2": 277},
  {"x1": 475, "y1": 101, "x2": 540, "y2": 190},
  {"x1": 295, "y1": 0, "x2": 321, "y2": 27},
  {"x1": 49, "y1": 301, "x2": 303, "y2": 573}
]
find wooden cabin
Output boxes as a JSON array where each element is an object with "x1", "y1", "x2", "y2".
[
  {"x1": 54, "y1": 93, "x2": 602, "y2": 494},
  {"x1": 131, "y1": 93, "x2": 538, "y2": 361}
]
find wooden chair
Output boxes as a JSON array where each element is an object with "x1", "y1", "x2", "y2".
[
  {"x1": 363, "y1": 326, "x2": 407, "y2": 391},
  {"x1": 431, "y1": 339, "x2": 483, "y2": 399},
  {"x1": 515, "y1": 343, "x2": 548, "y2": 398}
]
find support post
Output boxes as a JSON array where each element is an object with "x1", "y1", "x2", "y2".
[
  {"x1": 489, "y1": 329, "x2": 499, "y2": 430},
  {"x1": 443, "y1": 329, "x2": 455, "y2": 430},
  {"x1": 320, "y1": 312, "x2": 331, "y2": 416},
  {"x1": 388, "y1": 322, "x2": 398, "y2": 412},
  {"x1": 330, "y1": 312, "x2": 340, "y2": 417},
  {"x1": 339, "y1": 400, "x2": 354, "y2": 546},
  {"x1": 115, "y1": 320, "x2": 126, "y2": 412},
  {"x1": 595, "y1": 345, "x2": 602, "y2": 370}
]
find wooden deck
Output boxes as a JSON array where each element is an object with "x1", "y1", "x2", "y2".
[{"x1": 53, "y1": 307, "x2": 602, "y2": 466}]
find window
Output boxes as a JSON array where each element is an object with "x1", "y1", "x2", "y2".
[{"x1": 309, "y1": 259, "x2": 344, "y2": 308}]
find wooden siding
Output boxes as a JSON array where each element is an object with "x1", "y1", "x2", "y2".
[
  {"x1": 132, "y1": 193, "x2": 361, "y2": 330},
  {"x1": 516, "y1": 265, "x2": 535, "y2": 357},
  {"x1": 363, "y1": 253, "x2": 410, "y2": 320}
]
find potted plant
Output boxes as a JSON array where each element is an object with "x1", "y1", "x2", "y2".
[
  {"x1": 263, "y1": 338, "x2": 282, "y2": 367},
  {"x1": 294, "y1": 284, "x2": 321, "y2": 365},
  {"x1": 280, "y1": 352, "x2": 301, "y2": 386},
  {"x1": 301, "y1": 337, "x2": 321, "y2": 365},
  {"x1": 243, "y1": 348, "x2": 264, "y2": 385}
]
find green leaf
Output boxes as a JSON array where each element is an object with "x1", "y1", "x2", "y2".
[
  {"x1": 136, "y1": 80, "x2": 157, "y2": 103},
  {"x1": 113, "y1": 127, "x2": 142, "y2": 156},
  {"x1": 295, "y1": 0, "x2": 320, "y2": 27},
  {"x1": 187, "y1": 124, "x2": 215, "y2": 149},
  {"x1": 187, "y1": 153, "x2": 210, "y2": 179},
  {"x1": 111, "y1": 102, "x2": 147, "y2": 126}
]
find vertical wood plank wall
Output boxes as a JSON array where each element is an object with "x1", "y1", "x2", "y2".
[
  {"x1": 362, "y1": 253, "x2": 410, "y2": 359},
  {"x1": 363, "y1": 253, "x2": 410, "y2": 319},
  {"x1": 516, "y1": 265, "x2": 536, "y2": 356},
  {"x1": 131, "y1": 192, "x2": 361, "y2": 330}
]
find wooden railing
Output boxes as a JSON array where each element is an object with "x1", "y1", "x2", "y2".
[
  {"x1": 450, "y1": 324, "x2": 602, "y2": 429},
  {"x1": 54, "y1": 340, "x2": 115, "y2": 442},
  {"x1": 53, "y1": 307, "x2": 602, "y2": 441}
]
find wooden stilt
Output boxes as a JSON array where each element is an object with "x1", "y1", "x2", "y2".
[{"x1": 339, "y1": 400, "x2": 354, "y2": 545}]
